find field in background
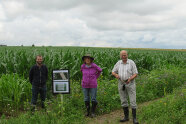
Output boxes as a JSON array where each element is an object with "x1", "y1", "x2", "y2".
[
  {"x1": 0, "y1": 46, "x2": 185, "y2": 79},
  {"x1": 0, "y1": 46, "x2": 185, "y2": 124}
]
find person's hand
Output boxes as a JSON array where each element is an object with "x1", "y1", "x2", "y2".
[
  {"x1": 115, "y1": 74, "x2": 120, "y2": 79},
  {"x1": 126, "y1": 79, "x2": 131, "y2": 84}
]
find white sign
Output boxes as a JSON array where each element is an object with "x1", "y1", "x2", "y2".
[{"x1": 52, "y1": 69, "x2": 70, "y2": 94}]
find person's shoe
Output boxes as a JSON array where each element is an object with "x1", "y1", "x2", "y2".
[
  {"x1": 85, "y1": 101, "x2": 90, "y2": 117},
  {"x1": 30, "y1": 104, "x2": 36, "y2": 115},
  {"x1": 91, "y1": 101, "x2": 97, "y2": 118},
  {"x1": 31, "y1": 105, "x2": 36, "y2": 111},
  {"x1": 120, "y1": 107, "x2": 129, "y2": 122},
  {"x1": 132, "y1": 108, "x2": 139, "y2": 124}
]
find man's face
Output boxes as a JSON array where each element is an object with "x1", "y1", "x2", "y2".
[
  {"x1": 36, "y1": 56, "x2": 43, "y2": 65},
  {"x1": 120, "y1": 52, "x2": 128, "y2": 61}
]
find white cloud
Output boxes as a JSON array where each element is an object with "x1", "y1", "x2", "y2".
[
  {"x1": 2, "y1": 1, "x2": 25, "y2": 20},
  {"x1": 142, "y1": 34, "x2": 154, "y2": 42},
  {"x1": 0, "y1": 4, "x2": 6, "y2": 21},
  {"x1": 0, "y1": 0, "x2": 186, "y2": 48}
]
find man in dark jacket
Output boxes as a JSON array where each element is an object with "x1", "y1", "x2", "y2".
[{"x1": 29, "y1": 55, "x2": 48, "y2": 110}]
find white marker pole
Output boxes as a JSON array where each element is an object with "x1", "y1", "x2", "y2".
[{"x1": 61, "y1": 94, "x2": 63, "y2": 104}]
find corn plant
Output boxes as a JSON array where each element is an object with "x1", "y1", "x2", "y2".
[{"x1": 0, "y1": 74, "x2": 31, "y2": 111}]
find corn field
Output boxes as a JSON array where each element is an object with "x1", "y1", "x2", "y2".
[
  {"x1": 0, "y1": 46, "x2": 185, "y2": 80},
  {"x1": 0, "y1": 46, "x2": 186, "y2": 117}
]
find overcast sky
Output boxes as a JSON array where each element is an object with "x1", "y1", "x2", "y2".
[{"x1": 0, "y1": 0, "x2": 186, "y2": 49}]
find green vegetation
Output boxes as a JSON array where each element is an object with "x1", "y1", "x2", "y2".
[
  {"x1": 138, "y1": 85, "x2": 185, "y2": 124},
  {"x1": 136, "y1": 66, "x2": 186, "y2": 102},
  {"x1": 0, "y1": 46, "x2": 185, "y2": 80},
  {"x1": 0, "y1": 74, "x2": 31, "y2": 112},
  {"x1": 0, "y1": 46, "x2": 185, "y2": 124}
]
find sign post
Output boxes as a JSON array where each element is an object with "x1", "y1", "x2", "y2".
[
  {"x1": 52, "y1": 69, "x2": 70, "y2": 114},
  {"x1": 61, "y1": 94, "x2": 63, "y2": 103}
]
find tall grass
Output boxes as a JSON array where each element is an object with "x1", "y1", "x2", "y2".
[
  {"x1": 136, "y1": 66, "x2": 186, "y2": 103},
  {"x1": 0, "y1": 74, "x2": 31, "y2": 113},
  {"x1": 138, "y1": 85, "x2": 185, "y2": 124}
]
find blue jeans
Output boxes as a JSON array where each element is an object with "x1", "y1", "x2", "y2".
[
  {"x1": 31, "y1": 85, "x2": 47, "y2": 105},
  {"x1": 82, "y1": 88, "x2": 97, "y2": 102}
]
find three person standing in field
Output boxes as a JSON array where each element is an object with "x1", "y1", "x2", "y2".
[
  {"x1": 29, "y1": 51, "x2": 139, "y2": 124},
  {"x1": 112, "y1": 50, "x2": 139, "y2": 124}
]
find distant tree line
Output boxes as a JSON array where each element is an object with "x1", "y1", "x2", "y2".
[{"x1": 0, "y1": 44, "x2": 7, "y2": 46}]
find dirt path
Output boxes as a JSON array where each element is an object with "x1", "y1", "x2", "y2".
[
  {"x1": 86, "y1": 99, "x2": 159, "y2": 124},
  {"x1": 87, "y1": 109, "x2": 133, "y2": 124}
]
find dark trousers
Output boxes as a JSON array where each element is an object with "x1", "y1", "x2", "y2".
[{"x1": 31, "y1": 85, "x2": 47, "y2": 105}]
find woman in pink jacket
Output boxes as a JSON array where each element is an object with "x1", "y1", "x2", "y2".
[{"x1": 81, "y1": 54, "x2": 102, "y2": 117}]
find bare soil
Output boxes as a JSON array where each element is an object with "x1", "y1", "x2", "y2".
[{"x1": 87, "y1": 109, "x2": 133, "y2": 124}]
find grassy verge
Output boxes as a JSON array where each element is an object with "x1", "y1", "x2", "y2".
[
  {"x1": 138, "y1": 85, "x2": 186, "y2": 124},
  {"x1": 136, "y1": 65, "x2": 186, "y2": 103}
]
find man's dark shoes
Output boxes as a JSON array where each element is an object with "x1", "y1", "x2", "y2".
[
  {"x1": 132, "y1": 108, "x2": 139, "y2": 124},
  {"x1": 120, "y1": 117, "x2": 129, "y2": 122},
  {"x1": 120, "y1": 107, "x2": 129, "y2": 122}
]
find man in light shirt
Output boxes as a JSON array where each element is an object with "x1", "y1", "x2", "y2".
[{"x1": 112, "y1": 50, "x2": 139, "y2": 124}]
